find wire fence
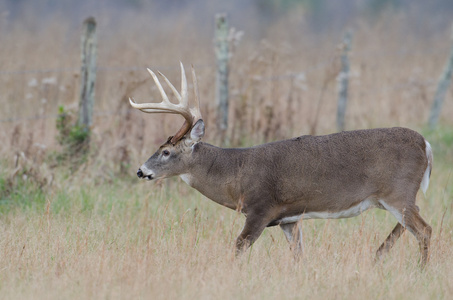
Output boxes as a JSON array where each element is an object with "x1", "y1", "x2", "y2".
[
  {"x1": 0, "y1": 63, "x2": 217, "y2": 76},
  {"x1": 0, "y1": 60, "x2": 440, "y2": 124},
  {"x1": 0, "y1": 63, "x2": 214, "y2": 123},
  {"x1": 0, "y1": 44, "x2": 447, "y2": 125},
  {"x1": 0, "y1": 109, "x2": 137, "y2": 123}
]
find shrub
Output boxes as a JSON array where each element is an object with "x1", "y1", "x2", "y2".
[{"x1": 55, "y1": 105, "x2": 90, "y2": 167}]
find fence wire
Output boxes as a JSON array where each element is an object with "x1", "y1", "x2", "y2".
[
  {"x1": 0, "y1": 109, "x2": 136, "y2": 123},
  {"x1": 0, "y1": 63, "x2": 215, "y2": 76},
  {"x1": 0, "y1": 57, "x2": 441, "y2": 123}
]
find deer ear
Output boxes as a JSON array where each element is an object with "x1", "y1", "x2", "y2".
[{"x1": 189, "y1": 119, "x2": 205, "y2": 142}]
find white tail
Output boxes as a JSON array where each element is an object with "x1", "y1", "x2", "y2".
[
  {"x1": 130, "y1": 63, "x2": 433, "y2": 266},
  {"x1": 421, "y1": 140, "x2": 433, "y2": 195}
]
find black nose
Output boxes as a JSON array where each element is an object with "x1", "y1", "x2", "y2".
[{"x1": 137, "y1": 169, "x2": 144, "y2": 178}]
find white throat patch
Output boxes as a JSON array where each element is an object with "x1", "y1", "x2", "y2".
[{"x1": 179, "y1": 174, "x2": 194, "y2": 186}]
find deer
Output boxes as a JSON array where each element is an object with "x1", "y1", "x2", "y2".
[{"x1": 129, "y1": 63, "x2": 433, "y2": 266}]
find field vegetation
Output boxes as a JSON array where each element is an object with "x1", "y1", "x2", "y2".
[{"x1": 1, "y1": 1, "x2": 453, "y2": 299}]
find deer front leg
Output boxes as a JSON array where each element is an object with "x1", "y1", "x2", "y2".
[{"x1": 235, "y1": 213, "x2": 269, "y2": 256}]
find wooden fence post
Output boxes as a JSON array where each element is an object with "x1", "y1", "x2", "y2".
[
  {"x1": 215, "y1": 13, "x2": 229, "y2": 144},
  {"x1": 78, "y1": 17, "x2": 97, "y2": 131},
  {"x1": 428, "y1": 24, "x2": 453, "y2": 129},
  {"x1": 337, "y1": 30, "x2": 352, "y2": 132}
]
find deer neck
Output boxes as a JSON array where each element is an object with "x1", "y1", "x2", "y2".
[{"x1": 179, "y1": 142, "x2": 241, "y2": 211}]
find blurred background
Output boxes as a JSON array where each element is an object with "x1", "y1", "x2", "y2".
[
  {"x1": 1, "y1": 0, "x2": 453, "y2": 178},
  {"x1": 1, "y1": 4, "x2": 453, "y2": 298}
]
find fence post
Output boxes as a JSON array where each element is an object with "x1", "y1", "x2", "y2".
[
  {"x1": 428, "y1": 24, "x2": 453, "y2": 129},
  {"x1": 214, "y1": 13, "x2": 229, "y2": 144},
  {"x1": 78, "y1": 17, "x2": 97, "y2": 132},
  {"x1": 336, "y1": 30, "x2": 352, "y2": 132}
]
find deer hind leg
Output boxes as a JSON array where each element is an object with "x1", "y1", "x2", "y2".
[
  {"x1": 379, "y1": 200, "x2": 432, "y2": 266},
  {"x1": 280, "y1": 222, "x2": 303, "y2": 260},
  {"x1": 404, "y1": 207, "x2": 432, "y2": 267}
]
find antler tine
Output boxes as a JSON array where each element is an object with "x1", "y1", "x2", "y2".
[
  {"x1": 147, "y1": 68, "x2": 172, "y2": 106},
  {"x1": 180, "y1": 62, "x2": 188, "y2": 108},
  {"x1": 190, "y1": 65, "x2": 202, "y2": 121},
  {"x1": 169, "y1": 64, "x2": 196, "y2": 144},
  {"x1": 129, "y1": 97, "x2": 175, "y2": 113},
  {"x1": 157, "y1": 70, "x2": 181, "y2": 103}
]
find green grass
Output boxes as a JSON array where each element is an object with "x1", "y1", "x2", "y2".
[{"x1": 0, "y1": 172, "x2": 46, "y2": 215}]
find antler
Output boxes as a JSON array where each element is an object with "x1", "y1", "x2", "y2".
[{"x1": 129, "y1": 62, "x2": 202, "y2": 144}]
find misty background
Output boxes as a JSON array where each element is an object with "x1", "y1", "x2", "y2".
[
  {"x1": 1, "y1": 0, "x2": 453, "y2": 150},
  {"x1": 2, "y1": 0, "x2": 453, "y2": 40}
]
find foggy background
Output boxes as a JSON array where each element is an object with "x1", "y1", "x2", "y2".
[
  {"x1": 1, "y1": 0, "x2": 453, "y2": 155},
  {"x1": 2, "y1": 0, "x2": 453, "y2": 41}
]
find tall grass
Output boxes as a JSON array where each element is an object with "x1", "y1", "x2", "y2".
[
  {"x1": 1, "y1": 139, "x2": 452, "y2": 299},
  {"x1": 1, "y1": 6, "x2": 453, "y2": 300}
]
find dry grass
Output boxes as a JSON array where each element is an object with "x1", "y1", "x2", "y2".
[
  {"x1": 1, "y1": 5, "x2": 453, "y2": 300},
  {"x1": 1, "y1": 169, "x2": 452, "y2": 300}
]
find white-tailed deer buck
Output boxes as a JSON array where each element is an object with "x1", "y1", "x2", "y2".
[{"x1": 130, "y1": 63, "x2": 433, "y2": 266}]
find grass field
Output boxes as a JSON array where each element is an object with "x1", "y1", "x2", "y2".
[
  {"x1": 0, "y1": 128, "x2": 452, "y2": 299},
  {"x1": 1, "y1": 2, "x2": 453, "y2": 299}
]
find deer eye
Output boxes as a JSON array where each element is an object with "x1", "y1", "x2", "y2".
[{"x1": 162, "y1": 150, "x2": 170, "y2": 156}]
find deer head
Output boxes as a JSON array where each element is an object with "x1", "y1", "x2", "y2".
[{"x1": 129, "y1": 63, "x2": 204, "y2": 180}]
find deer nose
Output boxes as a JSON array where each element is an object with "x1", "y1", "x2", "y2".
[{"x1": 137, "y1": 169, "x2": 144, "y2": 178}]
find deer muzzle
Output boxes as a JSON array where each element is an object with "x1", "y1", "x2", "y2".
[{"x1": 137, "y1": 168, "x2": 153, "y2": 180}]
